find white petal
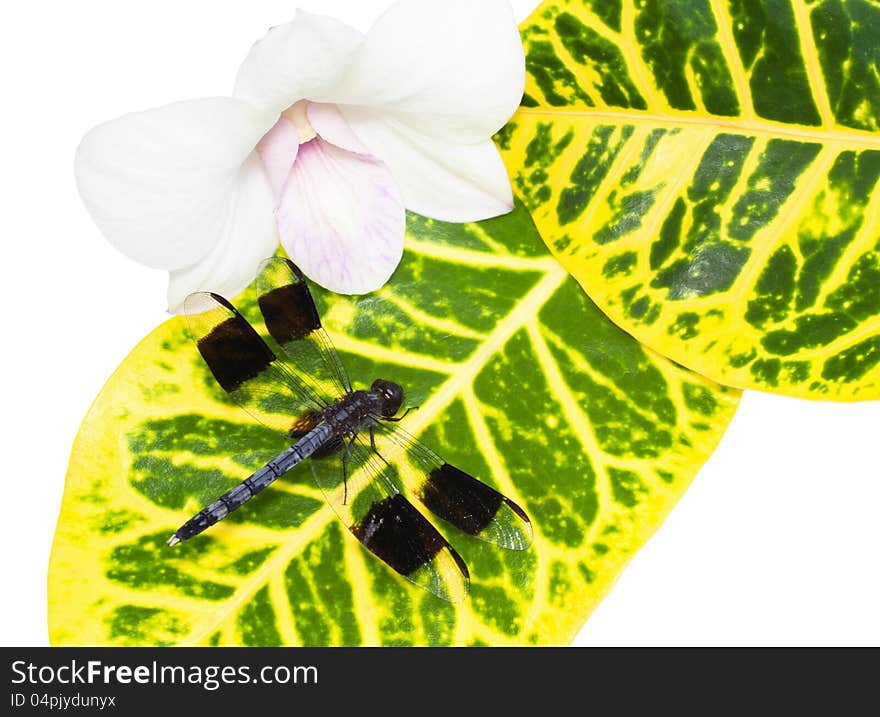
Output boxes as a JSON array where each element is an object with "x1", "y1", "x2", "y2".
[
  {"x1": 276, "y1": 137, "x2": 404, "y2": 294},
  {"x1": 75, "y1": 97, "x2": 275, "y2": 270},
  {"x1": 166, "y1": 152, "x2": 277, "y2": 312},
  {"x1": 340, "y1": 108, "x2": 513, "y2": 222},
  {"x1": 233, "y1": 10, "x2": 364, "y2": 116},
  {"x1": 326, "y1": 0, "x2": 524, "y2": 145}
]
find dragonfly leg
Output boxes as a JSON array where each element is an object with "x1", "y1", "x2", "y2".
[
  {"x1": 383, "y1": 405, "x2": 419, "y2": 423},
  {"x1": 369, "y1": 426, "x2": 392, "y2": 469},
  {"x1": 341, "y1": 432, "x2": 358, "y2": 505}
]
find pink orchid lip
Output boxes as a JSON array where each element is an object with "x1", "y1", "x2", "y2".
[{"x1": 254, "y1": 100, "x2": 405, "y2": 295}]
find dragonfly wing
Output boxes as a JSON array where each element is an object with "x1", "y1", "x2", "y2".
[
  {"x1": 256, "y1": 258, "x2": 352, "y2": 400},
  {"x1": 309, "y1": 434, "x2": 470, "y2": 603},
  {"x1": 368, "y1": 420, "x2": 532, "y2": 551},
  {"x1": 184, "y1": 291, "x2": 330, "y2": 439}
]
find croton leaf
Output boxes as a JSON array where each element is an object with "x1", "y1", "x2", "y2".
[
  {"x1": 49, "y1": 204, "x2": 739, "y2": 646},
  {"x1": 498, "y1": 0, "x2": 880, "y2": 400}
]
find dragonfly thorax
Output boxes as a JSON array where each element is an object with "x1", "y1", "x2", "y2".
[
  {"x1": 321, "y1": 390, "x2": 381, "y2": 435},
  {"x1": 371, "y1": 379, "x2": 404, "y2": 417}
]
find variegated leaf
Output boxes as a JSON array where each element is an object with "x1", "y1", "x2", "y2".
[
  {"x1": 49, "y1": 205, "x2": 739, "y2": 645},
  {"x1": 498, "y1": 0, "x2": 880, "y2": 400}
]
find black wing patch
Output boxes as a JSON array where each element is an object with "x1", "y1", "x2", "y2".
[
  {"x1": 196, "y1": 295, "x2": 276, "y2": 393},
  {"x1": 353, "y1": 493, "x2": 468, "y2": 579},
  {"x1": 422, "y1": 463, "x2": 504, "y2": 536},
  {"x1": 258, "y1": 276, "x2": 321, "y2": 344},
  {"x1": 256, "y1": 258, "x2": 352, "y2": 399}
]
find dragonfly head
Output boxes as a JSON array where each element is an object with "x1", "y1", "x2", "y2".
[{"x1": 371, "y1": 379, "x2": 404, "y2": 417}]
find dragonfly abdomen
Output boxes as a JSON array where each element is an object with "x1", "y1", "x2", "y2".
[{"x1": 167, "y1": 422, "x2": 335, "y2": 546}]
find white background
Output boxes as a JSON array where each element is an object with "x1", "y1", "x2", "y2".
[{"x1": 2, "y1": 0, "x2": 878, "y2": 646}]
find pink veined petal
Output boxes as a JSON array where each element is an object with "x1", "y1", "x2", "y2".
[
  {"x1": 255, "y1": 117, "x2": 300, "y2": 201},
  {"x1": 339, "y1": 107, "x2": 514, "y2": 222},
  {"x1": 166, "y1": 152, "x2": 278, "y2": 312},
  {"x1": 324, "y1": 0, "x2": 524, "y2": 145},
  {"x1": 276, "y1": 137, "x2": 404, "y2": 294}
]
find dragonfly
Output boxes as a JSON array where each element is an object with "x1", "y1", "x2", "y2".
[{"x1": 167, "y1": 257, "x2": 532, "y2": 602}]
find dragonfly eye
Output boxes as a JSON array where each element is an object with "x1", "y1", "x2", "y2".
[{"x1": 371, "y1": 379, "x2": 404, "y2": 417}]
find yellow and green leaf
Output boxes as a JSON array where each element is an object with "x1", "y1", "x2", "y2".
[
  {"x1": 49, "y1": 205, "x2": 739, "y2": 646},
  {"x1": 498, "y1": 0, "x2": 880, "y2": 400}
]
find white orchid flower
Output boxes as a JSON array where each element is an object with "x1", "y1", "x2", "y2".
[{"x1": 74, "y1": 0, "x2": 524, "y2": 311}]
